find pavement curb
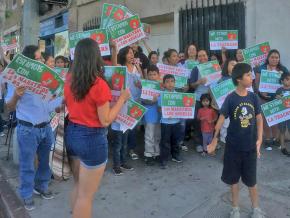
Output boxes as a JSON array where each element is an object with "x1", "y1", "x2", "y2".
[{"x1": 0, "y1": 168, "x2": 30, "y2": 218}]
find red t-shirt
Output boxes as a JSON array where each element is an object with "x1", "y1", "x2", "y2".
[
  {"x1": 197, "y1": 107, "x2": 217, "y2": 133},
  {"x1": 64, "y1": 75, "x2": 112, "y2": 127}
]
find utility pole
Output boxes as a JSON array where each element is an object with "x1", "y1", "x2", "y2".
[{"x1": 22, "y1": 0, "x2": 40, "y2": 47}]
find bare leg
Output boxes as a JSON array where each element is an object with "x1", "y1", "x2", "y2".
[
  {"x1": 231, "y1": 183, "x2": 239, "y2": 207},
  {"x1": 248, "y1": 185, "x2": 259, "y2": 208},
  {"x1": 73, "y1": 164, "x2": 106, "y2": 218},
  {"x1": 69, "y1": 158, "x2": 80, "y2": 211}
]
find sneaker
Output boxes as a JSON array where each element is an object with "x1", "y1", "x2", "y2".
[
  {"x1": 171, "y1": 157, "x2": 182, "y2": 163},
  {"x1": 23, "y1": 197, "x2": 35, "y2": 211},
  {"x1": 129, "y1": 150, "x2": 139, "y2": 160},
  {"x1": 265, "y1": 146, "x2": 273, "y2": 151},
  {"x1": 229, "y1": 207, "x2": 240, "y2": 218},
  {"x1": 0, "y1": 132, "x2": 5, "y2": 137},
  {"x1": 251, "y1": 207, "x2": 266, "y2": 218},
  {"x1": 181, "y1": 145, "x2": 188, "y2": 152},
  {"x1": 120, "y1": 164, "x2": 134, "y2": 171},
  {"x1": 196, "y1": 145, "x2": 203, "y2": 153},
  {"x1": 281, "y1": 148, "x2": 290, "y2": 156},
  {"x1": 201, "y1": 151, "x2": 207, "y2": 157},
  {"x1": 145, "y1": 157, "x2": 155, "y2": 166},
  {"x1": 160, "y1": 161, "x2": 168, "y2": 169},
  {"x1": 113, "y1": 167, "x2": 123, "y2": 176},
  {"x1": 33, "y1": 188, "x2": 54, "y2": 200}
]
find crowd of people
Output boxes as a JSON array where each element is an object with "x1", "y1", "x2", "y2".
[{"x1": 0, "y1": 37, "x2": 289, "y2": 218}]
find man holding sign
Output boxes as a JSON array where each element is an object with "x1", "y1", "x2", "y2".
[{"x1": 4, "y1": 45, "x2": 63, "y2": 211}]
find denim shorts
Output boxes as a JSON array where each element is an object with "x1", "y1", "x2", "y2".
[{"x1": 65, "y1": 122, "x2": 108, "y2": 169}]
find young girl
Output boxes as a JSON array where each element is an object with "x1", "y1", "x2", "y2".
[
  {"x1": 64, "y1": 38, "x2": 130, "y2": 217},
  {"x1": 197, "y1": 93, "x2": 217, "y2": 155},
  {"x1": 276, "y1": 72, "x2": 290, "y2": 156},
  {"x1": 148, "y1": 51, "x2": 159, "y2": 65},
  {"x1": 117, "y1": 46, "x2": 143, "y2": 161},
  {"x1": 42, "y1": 53, "x2": 55, "y2": 69},
  {"x1": 55, "y1": 55, "x2": 66, "y2": 68}
]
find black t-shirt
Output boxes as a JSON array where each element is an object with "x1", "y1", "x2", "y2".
[{"x1": 221, "y1": 91, "x2": 261, "y2": 151}]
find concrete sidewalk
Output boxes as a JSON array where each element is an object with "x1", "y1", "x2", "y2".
[{"x1": 1, "y1": 137, "x2": 290, "y2": 218}]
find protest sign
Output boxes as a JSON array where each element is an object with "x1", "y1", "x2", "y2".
[
  {"x1": 184, "y1": 60, "x2": 199, "y2": 70},
  {"x1": 54, "y1": 67, "x2": 68, "y2": 81},
  {"x1": 161, "y1": 92, "x2": 195, "y2": 119},
  {"x1": 116, "y1": 99, "x2": 147, "y2": 132},
  {"x1": 197, "y1": 60, "x2": 222, "y2": 86},
  {"x1": 209, "y1": 30, "x2": 238, "y2": 50},
  {"x1": 157, "y1": 63, "x2": 190, "y2": 88},
  {"x1": 100, "y1": 4, "x2": 133, "y2": 28},
  {"x1": 242, "y1": 42, "x2": 270, "y2": 67},
  {"x1": 107, "y1": 15, "x2": 146, "y2": 50},
  {"x1": 54, "y1": 31, "x2": 70, "y2": 58},
  {"x1": 104, "y1": 66, "x2": 127, "y2": 105},
  {"x1": 210, "y1": 79, "x2": 236, "y2": 109},
  {"x1": 259, "y1": 70, "x2": 282, "y2": 93},
  {"x1": 1, "y1": 54, "x2": 64, "y2": 101},
  {"x1": 0, "y1": 35, "x2": 19, "y2": 52},
  {"x1": 141, "y1": 79, "x2": 161, "y2": 100},
  {"x1": 261, "y1": 96, "x2": 290, "y2": 127},
  {"x1": 69, "y1": 28, "x2": 110, "y2": 59}
]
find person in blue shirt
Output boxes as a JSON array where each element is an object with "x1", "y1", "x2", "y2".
[
  {"x1": 158, "y1": 74, "x2": 182, "y2": 169},
  {"x1": 5, "y1": 45, "x2": 63, "y2": 211},
  {"x1": 142, "y1": 65, "x2": 161, "y2": 165}
]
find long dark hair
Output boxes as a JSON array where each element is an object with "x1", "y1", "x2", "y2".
[
  {"x1": 221, "y1": 58, "x2": 236, "y2": 77},
  {"x1": 70, "y1": 38, "x2": 104, "y2": 101},
  {"x1": 184, "y1": 43, "x2": 198, "y2": 60},
  {"x1": 22, "y1": 45, "x2": 39, "y2": 60},
  {"x1": 164, "y1": 49, "x2": 178, "y2": 62},
  {"x1": 118, "y1": 46, "x2": 133, "y2": 66},
  {"x1": 265, "y1": 49, "x2": 283, "y2": 70}
]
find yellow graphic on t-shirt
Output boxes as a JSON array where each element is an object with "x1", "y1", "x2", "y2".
[{"x1": 238, "y1": 107, "x2": 253, "y2": 128}]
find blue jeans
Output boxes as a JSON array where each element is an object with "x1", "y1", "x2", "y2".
[
  {"x1": 17, "y1": 123, "x2": 54, "y2": 200},
  {"x1": 177, "y1": 119, "x2": 186, "y2": 145},
  {"x1": 112, "y1": 130, "x2": 128, "y2": 167},
  {"x1": 128, "y1": 127, "x2": 137, "y2": 150}
]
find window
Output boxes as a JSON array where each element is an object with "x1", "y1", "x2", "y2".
[{"x1": 55, "y1": 16, "x2": 63, "y2": 28}]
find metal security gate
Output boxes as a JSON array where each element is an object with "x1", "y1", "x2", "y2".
[
  {"x1": 83, "y1": 17, "x2": 101, "y2": 31},
  {"x1": 179, "y1": 0, "x2": 245, "y2": 54}
]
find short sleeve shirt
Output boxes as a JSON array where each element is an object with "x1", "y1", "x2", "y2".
[
  {"x1": 221, "y1": 91, "x2": 261, "y2": 151},
  {"x1": 64, "y1": 76, "x2": 112, "y2": 127}
]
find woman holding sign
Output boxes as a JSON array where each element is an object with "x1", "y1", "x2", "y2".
[
  {"x1": 64, "y1": 38, "x2": 130, "y2": 218},
  {"x1": 255, "y1": 49, "x2": 288, "y2": 151}
]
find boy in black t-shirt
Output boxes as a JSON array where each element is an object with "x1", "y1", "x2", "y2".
[{"x1": 208, "y1": 63, "x2": 265, "y2": 218}]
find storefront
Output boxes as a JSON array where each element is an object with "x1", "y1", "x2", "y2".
[{"x1": 39, "y1": 11, "x2": 69, "y2": 57}]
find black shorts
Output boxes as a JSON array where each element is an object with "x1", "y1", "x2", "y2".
[{"x1": 221, "y1": 147, "x2": 257, "y2": 187}]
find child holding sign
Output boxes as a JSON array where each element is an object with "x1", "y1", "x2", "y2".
[
  {"x1": 142, "y1": 65, "x2": 161, "y2": 165},
  {"x1": 208, "y1": 63, "x2": 264, "y2": 218},
  {"x1": 158, "y1": 74, "x2": 181, "y2": 169},
  {"x1": 197, "y1": 94, "x2": 217, "y2": 156},
  {"x1": 276, "y1": 72, "x2": 290, "y2": 156}
]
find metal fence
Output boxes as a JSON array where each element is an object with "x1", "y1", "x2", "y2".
[
  {"x1": 179, "y1": 0, "x2": 245, "y2": 55},
  {"x1": 82, "y1": 16, "x2": 101, "y2": 31}
]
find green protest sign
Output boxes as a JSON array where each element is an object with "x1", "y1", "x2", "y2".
[
  {"x1": 141, "y1": 79, "x2": 161, "y2": 100},
  {"x1": 100, "y1": 4, "x2": 133, "y2": 28},
  {"x1": 242, "y1": 42, "x2": 270, "y2": 67},
  {"x1": 161, "y1": 92, "x2": 195, "y2": 119},
  {"x1": 0, "y1": 35, "x2": 19, "y2": 52},
  {"x1": 54, "y1": 67, "x2": 68, "y2": 81},
  {"x1": 69, "y1": 28, "x2": 110, "y2": 59},
  {"x1": 185, "y1": 60, "x2": 199, "y2": 70},
  {"x1": 104, "y1": 66, "x2": 127, "y2": 105},
  {"x1": 210, "y1": 79, "x2": 235, "y2": 109},
  {"x1": 197, "y1": 60, "x2": 222, "y2": 85},
  {"x1": 157, "y1": 63, "x2": 190, "y2": 88},
  {"x1": 1, "y1": 54, "x2": 64, "y2": 101},
  {"x1": 261, "y1": 96, "x2": 290, "y2": 127},
  {"x1": 259, "y1": 70, "x2": 282, "y2": 93},
  {"x1": 209, "y1": 30, "x2": 238, "y2": 50},
  {"x1": 116, "y1": 99, "x2": 147, "y2": 132},
  {"x1": 107, "y1": 15, "x2": 146, "y2": 50}
]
